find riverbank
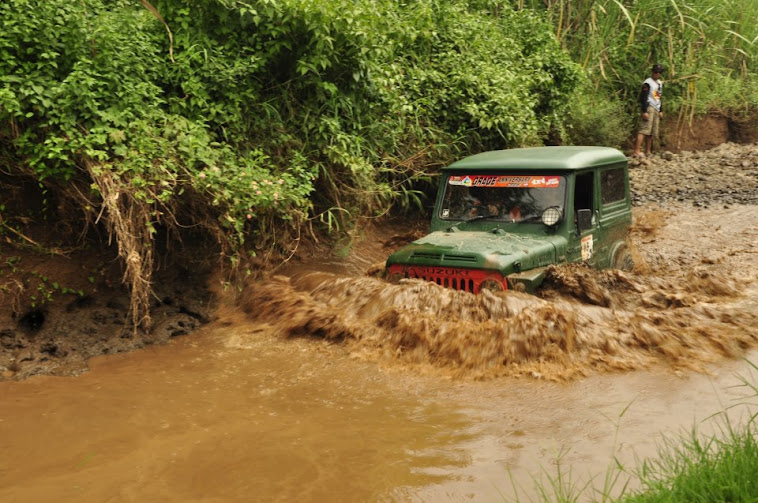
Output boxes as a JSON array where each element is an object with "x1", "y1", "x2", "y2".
[{"x1": 1, "y1": 141, "x2": 757, "y2": 381}]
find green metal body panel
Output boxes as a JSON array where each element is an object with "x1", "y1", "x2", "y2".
[
  {"x1": 386, "y1": 146, "x2": 632, "y2": 293},
  {"x1": 386, "y1": 230, "x2": 568, "y2": 272},
  {"x1": 443, "y1": 146, "x2": 627, "y2": 172}
]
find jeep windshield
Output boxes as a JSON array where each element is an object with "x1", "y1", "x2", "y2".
[{"x1": 439, "y1": 174, "x2": 567, "y2": 222}]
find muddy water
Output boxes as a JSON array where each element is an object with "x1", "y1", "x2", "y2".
[
  {"x1": 2, "y1": 322, "x2": 757, "y2": 502},
  {"x1": 2, "y1": 205, "x2": 758, "y2": 502},
  {"x1": 0, "y1": 317, "x2": 472, "y2": 502}
]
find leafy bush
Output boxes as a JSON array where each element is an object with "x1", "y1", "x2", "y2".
[
  {"x1": 562, "y1": 86, "x2": 633, "y2": 149},
  {"x1": 2, "y1": 0, "x2": 756, "y2": 330},
  {"x1": 0, "y1": 0, "x2": 581, "y2": 329}
]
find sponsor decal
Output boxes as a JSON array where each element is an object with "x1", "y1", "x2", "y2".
[
  {"x1": 472, "y1": 176, "x2": 498, "y2": 187},
  {"x1": 529, "y1": 177, "x2": 546, "y2": 188},
  {"x1": 449, "y1": 175, "x2": 473, "y2": 186},
  {"x1": 448, "y1": 175, "x2": 561, "y2": 188},
  {"x1": 545, "y1": 176, "x2": 560, "y2": 187}
]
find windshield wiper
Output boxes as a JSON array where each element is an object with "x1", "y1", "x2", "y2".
[{"x1": 446, "y1": 214, "x2": 490, "y2": 232}]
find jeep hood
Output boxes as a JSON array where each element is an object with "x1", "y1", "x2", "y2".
[{"x1": 386, "y1": 230, "x2": 568, "y2": 274}]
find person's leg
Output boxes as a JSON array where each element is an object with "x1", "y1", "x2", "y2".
[
  {"x1": 647, "y1": 112, "x2": 660, "y2": 156},
  {"x1": 635, "y1": 107, "x2": 654, "y2": 157},
  {"x1": 645, "y1": 135, "x2": 653, "y2": 155},
  {"x1": 633, "y1": 133, "x2": 646, "y2": 157}
]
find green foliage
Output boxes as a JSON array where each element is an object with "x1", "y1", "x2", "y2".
[
  {"x1": 563, "y1": 85, "x2": 633, "y2": 148},
  {"x1": 27, "y1": 271, "x2": 85, "y2": 308},
  {"x1": 621, "y1": 426, "x2": 758, "y2": 502},
  {"x1": 0, "y1": 0, "x2": 318, "y2": 243},
  {"x1": 8, "y1": 0, "x2": 755, "y2": 326},
  {"x1": 0, "y1": 257, "x2": 85, "y2": 311},
  {"x1": 1, "y1": 0, "x2": 584, "y2": 326},
  {"x1": 0, "y1": 0, "x2": 580, "y2": 229},
  {"x1": 388, "y1": 4, "x2": 581, "y2": 147},
  {"x1": 517, "y1": 0, "x2": 758, "y2": 121}
]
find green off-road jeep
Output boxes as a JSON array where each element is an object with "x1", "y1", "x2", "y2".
[{"x1": 385, "y1": 146, "x2": 633, "y2": 293}]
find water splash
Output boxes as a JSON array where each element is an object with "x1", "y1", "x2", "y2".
[{"x1": 239, "y1": 262, "x2": 758, "y2": 380}]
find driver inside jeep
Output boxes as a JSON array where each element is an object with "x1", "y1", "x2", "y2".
[{"x1": 465, "y1": 190, "x2": 500, "y2": 218}]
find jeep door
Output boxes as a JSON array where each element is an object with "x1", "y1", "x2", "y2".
[
  {"x1": 596, "y1": 164, "x2": 632, "y2": 267},
  {"x1": 566, "y1": 170, "x2": 600, "y2": 266}
]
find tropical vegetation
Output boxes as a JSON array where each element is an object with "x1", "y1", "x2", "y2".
[{"x1": 1, "y1": 0, "x2": 756, "y2": 327}]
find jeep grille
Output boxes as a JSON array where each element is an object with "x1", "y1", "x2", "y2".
[{"x1": 386, "y1": 265, "x2": 506, "y2": 294}]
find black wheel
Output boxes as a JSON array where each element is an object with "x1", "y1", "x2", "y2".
[{"x1": 612, "y1": 245, "x2": 634, "y2": 271}]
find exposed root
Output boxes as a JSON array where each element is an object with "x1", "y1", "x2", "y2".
[{"x1": 87, "y1": 163, "x2": 155, "y2": 331}]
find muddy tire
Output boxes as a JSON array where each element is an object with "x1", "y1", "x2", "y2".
[
  {"x1": 612, "y1": 245, "x2": 634, "y2": 272},
  {"x1": 479, "y1": 279, "x2": 504, "y2": 292},
  {"x1": 386, "y1": 272, "x2": 405, "y2": 284}
]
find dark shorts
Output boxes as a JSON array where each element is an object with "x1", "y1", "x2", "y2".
[{"x1": 638, "y1": 105, "x2": 660, "y2": 137}]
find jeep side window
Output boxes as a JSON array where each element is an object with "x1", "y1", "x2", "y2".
[{"x1": 600, "y1": 168, "x2": 626, "y2": 205}]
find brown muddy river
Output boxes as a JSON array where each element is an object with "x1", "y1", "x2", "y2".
[{"x1": 2, "y1": 204, "x2": 758, "y2": 502}]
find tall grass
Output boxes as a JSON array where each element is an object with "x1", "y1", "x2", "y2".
[
  {"x1": 622, "y1": 423, "x2": 758, "y2": 502},
  {"x1": 517, "y1": 0, "x2": 758, "y2": 126}
]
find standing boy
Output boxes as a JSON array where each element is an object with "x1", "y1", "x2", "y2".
[{"x1": 632, "y1": 63, "x2": 664, "y2": 158}]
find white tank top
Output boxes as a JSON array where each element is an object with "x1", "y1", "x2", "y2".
[{"x1": 644, "y1": 77, "x2": 663, "y2": 112}]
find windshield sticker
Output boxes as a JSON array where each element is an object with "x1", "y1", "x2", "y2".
[
  {"x1": 441, "y1": 208, "x2": 450, "y2": 217},
  {"x1": 581, "y1": 235, "x2": 594, "y2": 261},
  {"x1": 448, "y1": 175, "x2": 561, "y2": 188}
]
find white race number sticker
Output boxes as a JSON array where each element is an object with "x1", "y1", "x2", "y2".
[{"x1": 581, "y1": 235, "x2": 594, "y2": 261}]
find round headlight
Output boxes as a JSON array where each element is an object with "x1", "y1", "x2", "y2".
[{"x1": 541, "y1": 206, "x2": 562, "y2": 227}]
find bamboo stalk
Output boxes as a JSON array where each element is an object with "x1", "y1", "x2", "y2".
[{"x1": 139, "y1": 0, "x2": 175, "y2": 63}]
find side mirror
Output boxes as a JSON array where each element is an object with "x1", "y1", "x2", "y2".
[{"x1": 576, "y1": 209, "x2": 592, "y2": 233}]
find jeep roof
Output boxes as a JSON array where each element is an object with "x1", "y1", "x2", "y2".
[{"x1": 443, "y1": 146, "x2": 627, "y2": 172}]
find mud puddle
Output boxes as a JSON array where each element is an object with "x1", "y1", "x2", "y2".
[{"x1": 0, "y1": 316, "x2": 474, "y2": 502}]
